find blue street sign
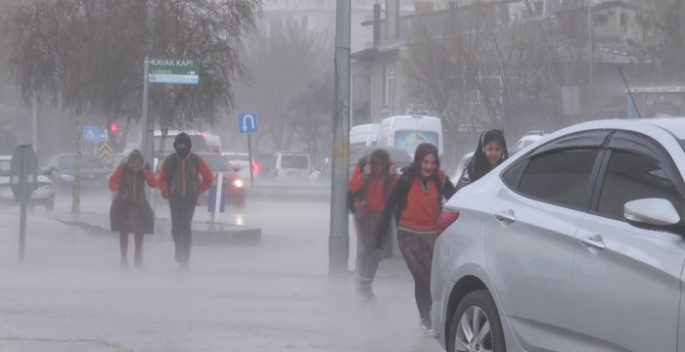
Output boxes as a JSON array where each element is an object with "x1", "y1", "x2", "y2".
[
  {"x1": 83, "y1": 126, "x2": 99, "y2": 142},
  {"x1": 207, "y1": 185, "x2": 226, "y2": 213},
  {"x1": 238, "y1": 113, "x2": 258, "y2": 134},
  {"x1": 98, "y1": 127, "x2": 109, "y2": 142}
]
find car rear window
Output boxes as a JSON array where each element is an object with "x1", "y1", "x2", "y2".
[
  {"x1": 202, "y1": 155, "x2": 232, "y2": 171},
  {"x1": 0, "y1": 160, "x2": 10, "y2": 176},
  {"x1": 281, "y1": 155, "x2": 308, "y2": 169}
]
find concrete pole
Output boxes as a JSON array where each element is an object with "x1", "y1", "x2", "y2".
[
  {"x1": 142, "y1": 0, "x2": 155, "y2": 167},
  {"x1": 588, "y1": 0, "x2": 594, "y2": 119},
  {"x1": 329, "y1": 0, "x2": 351, "y2": 274}
]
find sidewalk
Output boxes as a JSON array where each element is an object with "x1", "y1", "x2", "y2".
[{"x1": 49, "y1": 211, "x2": 262, "y2": 245}]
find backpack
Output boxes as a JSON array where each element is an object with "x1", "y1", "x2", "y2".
[{"x1": 347, "y1": 156, "x2": 370, "y2": 214}]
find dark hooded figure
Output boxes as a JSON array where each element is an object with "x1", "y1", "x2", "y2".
[
  {"x1": 457, "y1": 129, "x2": 509, "y2": 191},
  {"x1": 377, "y1": 143, "x2": 456, "y2": 334},
  {"x1": 158, "y1": 132, "x2": 214, "y2": 269}
]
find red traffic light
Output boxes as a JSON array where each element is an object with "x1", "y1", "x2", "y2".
[{"x1": 110, "y1": 123, "x2": 119, "y2": 133}]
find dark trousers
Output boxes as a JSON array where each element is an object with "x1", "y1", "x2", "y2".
[
  {"x1": 358, "y1": 246, "x2": 381, "y2": 281},
  {"x1": 169, "y1": 197, "x2": 196, "y2": 264},
  {"x1": 413, "y1": 275, "x2": 432, "y2": 322}
]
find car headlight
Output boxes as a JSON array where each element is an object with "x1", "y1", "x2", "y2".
[
  {"x1": 61, "y1": 174, "x2": 74, "y2": 181},
  {"x1": 232, "y1": 179, "x2": 244, "y2": 188}
]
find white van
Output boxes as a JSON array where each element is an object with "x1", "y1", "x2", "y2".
[
  {"x1": 267, "y1": 152, "x2": 311, "y2": 182},
  {"x1": 349, "y1": 123, "x2": 380, "y2": 148},
  {"x1": 376, "y1": 115, "x2": 443, "y2": 156}
]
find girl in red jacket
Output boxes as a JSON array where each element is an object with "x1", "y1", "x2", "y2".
[
  {"x1": 378, "y1": 143, "x2": 456, "y2": 333},
  {"x1": 108, "y1": 150, "x2": 157, "y2": 269},
  {"x1": 348, "y1": 149, "x2": 397, "y2": 300}
]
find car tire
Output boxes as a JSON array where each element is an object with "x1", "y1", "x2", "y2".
[{"x1": 446, "y1": 290, "x2": 506, "y2": 352}]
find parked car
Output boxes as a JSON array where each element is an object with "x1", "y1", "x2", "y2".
[
  {"x1": 450, "y1": 151, "x2": 474, "y2": 185},
  {"x1": 0, "y1": 156, "x2": 56, "y2": 211},
  {"x1": 432, "y1": 117, "x2": 685, "y2": 352},
  {"x1": 196, "y1": 152, "x2": 246, "y2": 209},
  {"x1": 267, "y1": 152, "x2": 311, "y2": 182},
  {"x1": 512, "y1": 130, "x2": 546, "y2": 153},
  {"x1": 222, "y1": 152, "x2": 259, "y2": 180},
  {"x1": 45, "y1": 153, "x2": 112, "y2": 191}
]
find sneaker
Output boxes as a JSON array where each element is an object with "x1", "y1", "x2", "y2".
[
  {"x1": 120, "y1": 258, "x2": 129, "y2": 269},
  {"x1": 420, "y1": 319, "x2": 433, "y2": 335},
  {"x1": 360, "y1": 279, "x2": 377, "y2": 301},
  {"x1": 134, "y1": 255, "x2": 143, "y2": 269}
]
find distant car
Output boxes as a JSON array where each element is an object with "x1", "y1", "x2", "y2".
[
  {"x1": 45, "y1": 153, "x2": 112, "y2": 191},
  {"x1": 513, "y1": 130, "x2": 546, "y2": 153},
  {"x1": 196, "y1": 152, "x2": 246, "y2": 209},
  {"x1": 222, "y1": 152, "x2": 259, "y2": 180},
  {"x1": 348, "y1": 146, "x2": 413, "y2": 177},
  {"x1": 0, "y1": 156, "x2": 56, "y2": 211},
  {"x1": 267, "y1": 152, "x2": 311, "y2": 182},
  {"x1": 254, "y1": 152, "x2": 274, "y2": 177},
  {"x1": 450, "y1": 151, "x2": 474, "y2": 185}
]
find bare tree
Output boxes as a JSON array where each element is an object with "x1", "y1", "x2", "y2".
[
  {"x1": 235, "y1": 22, "x2": 332, "y2": 151},
  {"x1": 3, "y1": 0, "x2": 260, "y2": 213}
]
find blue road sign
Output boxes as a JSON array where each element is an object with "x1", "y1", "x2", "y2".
[
  {"x1": 238, "y1": 113, "x2": 258, "y2": 134},
  {"x1": 207, "y1": 185, "x2": 226, "y2": 213},
  {"x1": 83, "y1": 126, "x2": 99, "y2": 142},
  {"x1": 98, "y1": 127, "x2": 109, "y2": 142}
]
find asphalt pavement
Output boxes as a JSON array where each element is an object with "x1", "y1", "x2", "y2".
[{"x1": 0, "y1": 191, "x2": 443, "y2": 352}]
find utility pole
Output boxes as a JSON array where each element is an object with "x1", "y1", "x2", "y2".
[
  {"x1": 329, "y1": 0, "x2": 351, "y2": 274},
  {"x1": 588, "y1": 0, "x2": 594, "y2": 119},
  {"x1": 141, "y1": 0, "x2": 155, "y2": 167}
]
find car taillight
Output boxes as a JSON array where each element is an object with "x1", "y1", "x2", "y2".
[
  {"x1": 253, "y1": 163, "x2": 260, "y2": 172},
  {"x1": 436, "y1": 210, "x2": 460, "y2": 238}
]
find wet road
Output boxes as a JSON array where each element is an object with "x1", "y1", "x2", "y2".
[{"x1": 0, "y1": 192, "x2": 443, "y2": 352}]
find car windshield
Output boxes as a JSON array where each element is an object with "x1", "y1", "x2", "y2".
[
  {"x1": 59, "y1": 155, "x2": 106, "y2": 169},
  {"x1": 224, "y1": 154, "x2": 249, "y2": 162},
  {"x1": 281, "y1": 155, "x2": 308, "y2": 169},
  {"x1": 202, "y1": 155, "x2": 232, "y2": 171},
  {"x1": 0, "y1": 159, "x2": 10, "y2": 176}
]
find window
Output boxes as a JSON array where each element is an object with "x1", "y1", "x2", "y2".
[
  {"x1": 59, "y1": 155, "x2": 106, "y2": 170},
  {"x1": 597, "y1": 150, "x2": 684, "y2": 219},
  {"x1": 384, "y1": 64, "x2": 395, "y2": 106},
  {"x1": 517, "y1": 149, "x2": 599, "y2": 209},
  {"x1": 281, "y1": 155, "x2": 309, "y2": 169},
  {"x1": 0, "y1": 160, "x2": 10, "y2": 176},
  {"x1": 201, "y1": 155, "x2": 232, "y2": 171},
  {"x1": 620, "y1": 13, "x2": 628, "y2": 34}
]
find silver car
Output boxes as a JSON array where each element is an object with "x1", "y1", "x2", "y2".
[{"x1": 433, "y1": 117, "x2": 685, "y2": 352}]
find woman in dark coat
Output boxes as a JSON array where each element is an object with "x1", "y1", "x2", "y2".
[
  {"x1": 109, "y1": 150, "x2": 157, "y2": 269},
  {"x1": 456, "y1": 129, "x2": 509, "y2": 191},
  {"x1": 378, "y1": 143, "x2": 456, "y2": 334}
]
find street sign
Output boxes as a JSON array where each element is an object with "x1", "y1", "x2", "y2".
[
  {"x1": 10, "y1": 145, "x2": 38, "y2": 261},
  {"x1": 238, "y1": 113, "x2": 258, "y2": 134},
  {"x1": 148, "y1": 58, "x2": 199, "y2": 84},
  {"x1": 99, "y1": 142, "x2": 113, "y2": 161},
  {"x1": 84, "y1": 125, "x2": 98, "y2": 142},
  {"x1": 98, "y1": 127, "x2": 109, "y2": 142}
]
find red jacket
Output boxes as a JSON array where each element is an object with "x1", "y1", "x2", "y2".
[{"x1": 348, "y1": 159, "x2": 398, "y2": 212}]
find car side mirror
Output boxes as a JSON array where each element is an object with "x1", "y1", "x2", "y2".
[
  {"x1": 233, "y1": 166, "x2": 241, "y2": 172},
  {"x1": 624, "y1": 198, "x2": 682, "y2": 229},
  {"x1": 43, "y1": 170, "x2": 53, "y2": 176}
]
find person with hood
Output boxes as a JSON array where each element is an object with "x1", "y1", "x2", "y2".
[
  {"x1": 158, "y1": 132, "x2": 214, "y2": 268},
  {"x1": 348, "y1": 149, "x2": 398, "y2": 300},
  {"x1": 109, "y1": 149, "x2": 157, "y2": 269},
  {"x1": 457, "y1": 129, "x2": 509, "y2": 191},
  {"x1": 377, "y1": 143, "x2": 456, "y2": 334}
]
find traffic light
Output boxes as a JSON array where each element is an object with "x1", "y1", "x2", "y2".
[{"x1": 108, "y1": 122, "x2": 124, "y2": 153}]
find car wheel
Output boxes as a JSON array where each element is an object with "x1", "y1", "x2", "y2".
[{"x1": 447, "y1": 290, "x2": 506, "y2": 352}]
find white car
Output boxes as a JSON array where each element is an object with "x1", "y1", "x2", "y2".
[
  {"x1": 433, "y1": 117, "x2": 685, "y2": 352},
  {"x1": 450, "y1": 152, "x2": 474, "y2": 186},
  {"x1": 513, "y1": 130, "x2": 546, "y2": 153},
  {"x1": 0, "y1": 156, "x2": 56, "y2": 211},
  {"x1": 222, "y1": 152, "x2": 258, "y2": 180}
]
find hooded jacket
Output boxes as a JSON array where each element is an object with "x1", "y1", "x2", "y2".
[
  {"x1": 157, "y1": 133, "x2": 214, "y2": 199},
  {"x1": 457, "y1": 129, "x2": 508, "y2": 190}
]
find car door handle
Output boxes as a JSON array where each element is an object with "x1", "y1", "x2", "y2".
[
  {"x1": 580, "y1": 235, "x2": 606, "y2": 251},
  {"x1": 494, "y1": 211, "x2": 516, "y2": 223}
]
